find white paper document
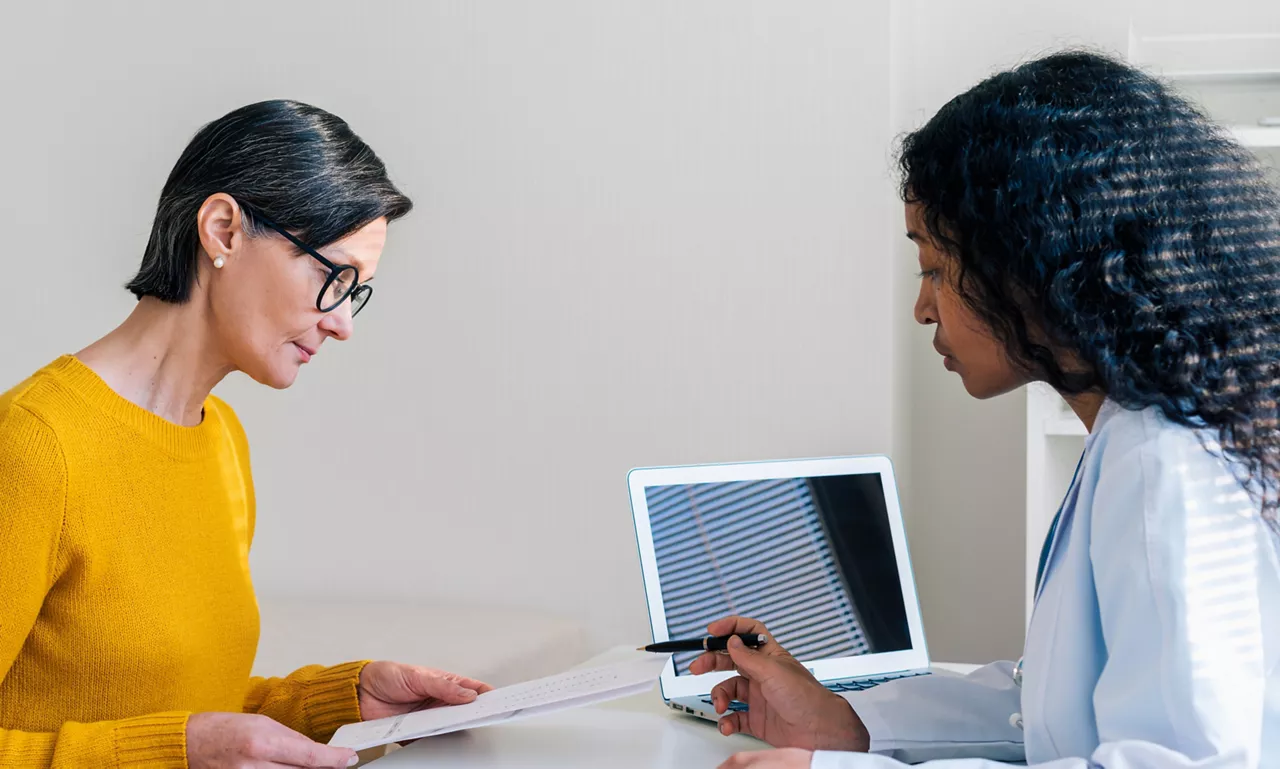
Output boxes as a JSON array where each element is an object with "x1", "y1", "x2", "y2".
[{"x1": 328, "y1": 653, "x2": 671, "y2": 751}]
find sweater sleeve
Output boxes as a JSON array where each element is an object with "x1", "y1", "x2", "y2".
[
  {"x1": 0, "y1": 715, "x2": 190, "y2": 768},
  {"x1": 242, "y1": 662, "x2": 369, "y2": 743},
  {"x1": 0, "y1": 405, "x2": 190, "y2": 768}
]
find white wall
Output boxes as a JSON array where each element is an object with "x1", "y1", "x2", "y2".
[
  {"x1": 9, "y1": 0, "x2": 1264, "y2": 668},
  {"x1": 0, "y1": 1, "x2": 896, "y2": 653}
]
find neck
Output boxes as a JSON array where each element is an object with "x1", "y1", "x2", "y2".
[
  {"x1": 1062, "y1": 391, "x2": 1107, "y2": 432},
  {"x1": 76, "y1": 297, "x2": 234, "y2": 427}
]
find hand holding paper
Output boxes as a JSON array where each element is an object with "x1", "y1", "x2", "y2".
[
  {"x1": 329, "y1": 653, "x2": 671, "y2": 752},
  {"x1": 357, "y1": 661, "x2": 494, "y2": 721}
]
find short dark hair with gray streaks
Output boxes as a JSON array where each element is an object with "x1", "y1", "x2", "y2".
[{"x1": 128, "y1": 99, "x2": 413, "y2": 302}]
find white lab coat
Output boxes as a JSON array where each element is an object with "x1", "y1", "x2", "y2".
[{"x1": 813, "y1": 400, "x2": 1280, "y2": 768}]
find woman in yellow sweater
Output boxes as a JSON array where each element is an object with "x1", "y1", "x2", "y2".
[{"x1": 0, "y1": 100, "x2": 491, "y2": 768}]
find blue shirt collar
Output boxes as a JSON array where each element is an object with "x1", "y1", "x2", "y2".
[{"x1": 1085, "y1": 398, "x2": 1122, "y2": 449}]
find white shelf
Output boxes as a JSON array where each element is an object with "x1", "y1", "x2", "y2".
[
  {"x1": 1165, "y1": 71, "x2": 1280, "y2": 83},
  {"x1": 1232, "y1": 125, "x2": 1280, "y2": 148},
  {"x1": 1131, "y1": 31, "x2": 1280, "y2": 151},
  {"x1": 1130, "y1": 32, "x2": 1280, "y2": 80}
]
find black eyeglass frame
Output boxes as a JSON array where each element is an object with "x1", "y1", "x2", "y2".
[{"x1": 240, "y1": 205, "x2": 372, "y2": 316}]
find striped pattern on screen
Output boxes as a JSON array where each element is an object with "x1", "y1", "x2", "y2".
[{"x1": 646, "y1": 478, "x2": 870, "y2": 675}]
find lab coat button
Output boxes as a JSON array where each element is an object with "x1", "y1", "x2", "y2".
[{"x1": 1009, "y1": 713, "x2": 1023, "y2": 730}]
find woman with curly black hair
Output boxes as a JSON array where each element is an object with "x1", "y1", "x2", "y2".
[{"x1": 693, "y1": 51, "x2": 1280, "y2": 769}]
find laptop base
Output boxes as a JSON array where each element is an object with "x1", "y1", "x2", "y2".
[{"x1": 665, "y1": 669, "x2": 932, "y2": 724}]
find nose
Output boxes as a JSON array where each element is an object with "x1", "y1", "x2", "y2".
[
  {"x1": 317, "y1": 298, "x2": 355, "y2": 341},
  {"x1": 914, "y1": 276, "x2": 937, "y2": 327}
]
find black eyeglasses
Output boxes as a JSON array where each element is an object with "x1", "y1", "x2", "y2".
[{"x1": 242, "y1": 207, "x2": 372, "y2": 317}]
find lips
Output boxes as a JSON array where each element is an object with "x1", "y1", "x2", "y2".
[
  {"x1": 293, "y1": 342, "x2": 316, "y2": 363},
  {"x1": 933, "y1": 339, "x2": 956, "y2": 371}
]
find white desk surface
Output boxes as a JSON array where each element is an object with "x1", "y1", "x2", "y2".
[{"x1": 365, "y1": 647, "x2": 978, "y2": 768}]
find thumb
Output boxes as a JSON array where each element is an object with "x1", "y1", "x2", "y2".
[
  {"x1": 726, "y1": 635, "x2": 771, "y2": 679},
  {"x1": 413, "y1": 671, "x2": 480, "y2": 705}
]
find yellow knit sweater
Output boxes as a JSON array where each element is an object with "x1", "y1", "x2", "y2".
[{"x1": 0, "y1": 356, "x2": 366, "y2": 767}]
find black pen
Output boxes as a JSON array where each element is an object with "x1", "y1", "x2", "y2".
[{"x1": 637, "y1": 633, "x2": 768, "y2": 653}]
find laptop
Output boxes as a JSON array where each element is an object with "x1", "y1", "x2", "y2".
[{"x1": 627, "y1": 454, "x2": 932, "y2": 722}]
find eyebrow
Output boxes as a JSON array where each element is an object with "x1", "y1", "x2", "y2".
[
  {"x1": 320, "y1": 245, "x2": 373, "y2": 278},
  {"x1": 905, "y1": 230, "x2": 923, "y2": 243}
]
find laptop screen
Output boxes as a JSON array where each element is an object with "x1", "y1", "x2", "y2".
[{"x1": 644, "y1": 473, "x2": 912, "y2": 675}]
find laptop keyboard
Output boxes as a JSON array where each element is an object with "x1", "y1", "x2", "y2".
[
  {"x1": 699, "y1": 670, "x2": 930, "y2": 712},
  {"x1": 825, "y1": 669, "x2": 931, "y2": 692}
]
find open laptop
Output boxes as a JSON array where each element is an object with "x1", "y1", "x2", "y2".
[{"x1": 627, "y1": 455, "x2": 932, "y2": 722}]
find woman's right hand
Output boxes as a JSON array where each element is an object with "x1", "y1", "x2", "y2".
[
  {"x1": 689, "y1": 617, "x2": 870, "y2": 752},
  {"x1": 186, "y1": 712, "x2": 358, "y2": 768}
]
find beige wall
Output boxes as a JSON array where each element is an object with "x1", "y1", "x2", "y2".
[
  {"x1": 0, "y1": 1, "x2": 897, "y2": 653},
  {"x1": 5, "y1": 0, "x2": 1265, "y2": 664}
]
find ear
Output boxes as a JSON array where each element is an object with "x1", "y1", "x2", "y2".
[{"x1": 195, "y1": 193, "x2": 246, "y2": 268}]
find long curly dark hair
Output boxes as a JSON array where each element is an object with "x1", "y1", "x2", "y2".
[{"x1": 899, "y1": 50, "x2": 1280, "y2": 520}]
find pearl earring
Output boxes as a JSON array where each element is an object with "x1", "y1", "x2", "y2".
[{"x1": 213, "y1": 256, "x2": 226, "y2": 269}]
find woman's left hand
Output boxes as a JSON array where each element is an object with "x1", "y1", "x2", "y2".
[
  {"x1": 358, "y1": 661, "x2": 494, "y2": 721},
  {"x1": 718, "y1": 748, "x2": 815, "y2": 769}
]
